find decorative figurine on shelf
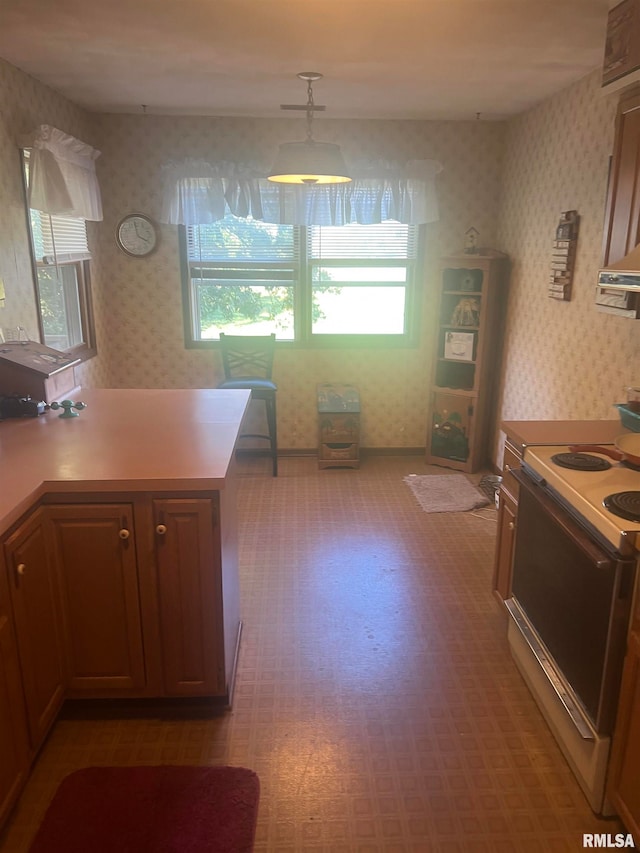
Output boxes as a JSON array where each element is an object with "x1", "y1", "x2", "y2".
[
  {"x1": 450, "y1": 297, "x2": 481, "y2": 327},
  {"x1": 464, "y1": 227, "x2": 480, "y2": 254},
  {"x1": 50, "y1": 399, "x2": 87, "y2": 418}
]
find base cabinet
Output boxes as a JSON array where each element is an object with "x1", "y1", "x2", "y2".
[
  {"x1": 491, "y1": 437, "x2": 522, "y2": 604},
  {"x1": 608, "y1": 629, "x2": 640, "y2": 837},
  {"x1": 492, "y1": 489, "x2": 517, "y2": 601},
  {"x1": 153, "y1": 498, "x2": 224, "y2": 696},
  {"x1": 0, "y1": 556, "x2": 29, "y2": 827},
  {"x1": 0, "y1": 488, "x2": 240, "y2": 832},
  {"x1": 47, "y1": 504, "x2": 146, "y2": 693},
  {"x1": 4, "y1": 509, "x2": 65, "y2": 749},
  {"x1": 39, "y1": 492, "x2": 235, "y2": 701}
]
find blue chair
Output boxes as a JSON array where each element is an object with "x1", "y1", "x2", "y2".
[{"x1": 217, "y1": 333, "x2": 278, "y2": 476}]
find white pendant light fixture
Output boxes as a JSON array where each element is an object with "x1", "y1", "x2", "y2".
[{"x1": 268, "y1": 72, "x2": 351, "y2": 185}]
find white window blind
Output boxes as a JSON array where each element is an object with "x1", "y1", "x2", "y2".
[
  {"x1": 308, "y1": 222, "x2": 416, "y2": 260},
  {"x1": 187, "y1": 215, "x2": 297, "y2": 263},
  {"x1": 30, "y1": 210, "x2": 91, "y2": 264}
]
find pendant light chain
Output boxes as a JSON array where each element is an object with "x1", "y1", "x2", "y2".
[
  {"x1": 267, "y1": 71, "x2": 351, "y2": 184},
  {"x1": 305, "y1": 78, "x2": 315, "y2": 143}
]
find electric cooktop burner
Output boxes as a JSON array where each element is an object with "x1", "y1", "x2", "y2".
[
  {"x1": 550, "y1": 452, "x2": 612, "y2": 472},
  {"x1": 603, "y1": 491, "x2": 640, "y2": 522}
]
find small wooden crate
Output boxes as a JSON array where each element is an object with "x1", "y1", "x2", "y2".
[{"x1": 317, "y1": 383, "x2": 360, "y2": 469}]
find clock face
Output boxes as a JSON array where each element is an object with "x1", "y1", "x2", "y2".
[{"x1": 116, "y1": 214, "x2": 158, "y2": 257}]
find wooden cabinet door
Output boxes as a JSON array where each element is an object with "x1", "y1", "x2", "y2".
[
  {"x1": 5, "y1": 509, "x2": 65, "y2": 748},
  {"x1": 47, "y1": 504, "x2": 146, "y2": 692},
  {"x1": 153, "y1": 498, "x2": 223, "y2": 696},
  {"x1": 607, "y1": 629, "x2": 640, "y2": 837},
  {"x1": 0, "y1": 554, "x2": 29, "y2": 828},
  {"x1": 492, "y1": 488, "x2": 517, "y2": 603},
  {"x1": 602, "y1": 88, "x2": 640, "y2": 266}
]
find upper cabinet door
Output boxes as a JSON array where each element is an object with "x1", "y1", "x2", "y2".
[{"x1": 602, "y1": 87, "x2": 640, "y2": 266}]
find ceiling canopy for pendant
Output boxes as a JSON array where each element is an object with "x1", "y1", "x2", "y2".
[{"x1": 268, "y1": 72, "x2": 351, "y2": 185}]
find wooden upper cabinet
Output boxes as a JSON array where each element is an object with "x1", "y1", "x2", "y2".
[
  {"x1": 153, "y1": 498, "x2": 223, "y2": 696},
  {"x1": 46, "y1": 504, "x2": 146, "y2": 693},
  {"x1": 602, "y1": 87, "x2": 640, "y2": 266},
  {"x1": 4, "y1": 509, "x2": 65, "y2": 748}
]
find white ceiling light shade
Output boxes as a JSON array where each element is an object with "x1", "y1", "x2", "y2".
[{"x1": 268, "y1": 72, "x2": 351, "y2": 185}]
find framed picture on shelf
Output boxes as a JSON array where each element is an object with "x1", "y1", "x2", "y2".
[{"x1": 444, "y1": 331, "x2": 475, "y2": 361}]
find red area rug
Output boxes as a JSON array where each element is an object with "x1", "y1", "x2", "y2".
[{"x1": 28, "y1": 765, "x2": 260, "y2": 853}]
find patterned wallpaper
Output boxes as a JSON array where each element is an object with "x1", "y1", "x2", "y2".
[
  {"x1": 87, "y1": 112, "x2": 506, "y2": 449},
  {"x1": 496, "y1": 70, "x2": 638, "y2": 434},
  {"x1": 0, "y1": 57, "x2": 635, "y2": 458}
]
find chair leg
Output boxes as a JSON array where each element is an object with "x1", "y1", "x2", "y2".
[{"x1": 265, "y1": 395, "x2": 278, "y2": 477}]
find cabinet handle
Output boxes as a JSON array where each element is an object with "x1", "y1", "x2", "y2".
[
  {"x1": 16, "y1": 563, "x2": 26, "y2": 577},
  {"x1": 504, "y1": 464, "x2": 511, "y2": 472},
  {"x1": 156, "y1": 524, "x2": 167, "y2": 535},
  {"x1": 508, "y1": 521, "x2": 515, "y2": 530},
  {"x1": 118, "y1": 529, "x2": 130, "y2": 540}
]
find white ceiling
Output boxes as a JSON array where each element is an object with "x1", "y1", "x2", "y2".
[{"x1": 0, "y1": 0, "x2": 611, "y2": 121}]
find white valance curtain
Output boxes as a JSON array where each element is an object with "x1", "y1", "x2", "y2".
[
  {"x1": 160, "y1": 158, "x2": 442, "y2": 226},
  {"x1": 22, "y1": 125, "x2": 103, "y2": 221}
]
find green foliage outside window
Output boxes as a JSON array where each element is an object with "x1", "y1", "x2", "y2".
[{"x1": 37, "y1": 267, "x2": 67, "y2": 337}]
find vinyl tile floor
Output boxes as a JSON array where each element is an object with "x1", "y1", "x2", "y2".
[{"x1": 0, "y1": 455, "x2": 627, "y2": 852}]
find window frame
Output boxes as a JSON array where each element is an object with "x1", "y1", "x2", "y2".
[
  {"x1": 179, "y1": 221, "x2": 424, "y2": 349},
  {"x1": 21, "y1": 151, "x2": 97, "y2": 362},
  {"x1": 33, "y1": 258, "x2": 97, "y2": 358}
]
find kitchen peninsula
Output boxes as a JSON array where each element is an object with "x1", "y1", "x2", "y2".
[{"x1": 0, "y1": 388, "x2": 250, "y2": 828}]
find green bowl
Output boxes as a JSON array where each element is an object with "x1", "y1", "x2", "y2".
[{"x1": 615, "y1": 403, "x2": 640, "y2": 432}]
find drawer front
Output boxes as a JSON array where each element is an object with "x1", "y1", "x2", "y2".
[
  {"x1": 320, "y1": 442, "x2": 358, "y2": 461},
  {"x1": 502, "y1": 440, "x2": 521, "y2": 501},
  {"x1": 319, "y1": 414, "x2": 360, "y2": 443}
]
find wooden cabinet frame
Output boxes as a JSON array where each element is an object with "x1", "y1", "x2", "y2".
[
  {"x1": 0, "y1": 483, "x2": 242, "y2": 831},
  {"x1": 602, "y1": 86, "x2": 640, "y2": 266}
]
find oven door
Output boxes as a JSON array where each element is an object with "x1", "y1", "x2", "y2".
[{"x1": 507, "y1": 468, "x2": 635, "y2": 736}]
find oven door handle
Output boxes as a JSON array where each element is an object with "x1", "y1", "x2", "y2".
[{"x1": 512, "y1": 469, "x2": 614, "y2": 570}]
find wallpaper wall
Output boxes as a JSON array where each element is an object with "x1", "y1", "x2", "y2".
[
  {"x1": 0, "y1": 57, "x2": 636, "y2": 460},
  {"x1": 88, "y1": 112, "x2": 506, "y2": 449},
  {"x1": 496, "y1": 70, "x2": 639, "y2": 440}
]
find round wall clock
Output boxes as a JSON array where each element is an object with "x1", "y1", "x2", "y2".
[{"x1": 116, "y1": 213, "x2": 158, "y2": 257}]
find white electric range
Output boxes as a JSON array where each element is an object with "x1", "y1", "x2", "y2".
[
  {"x1": 522, "y1": 444, "x2": 640, "y2": 555},
  {"x1": 506, "y1": 443, "x2": 640, "y2": 814}
]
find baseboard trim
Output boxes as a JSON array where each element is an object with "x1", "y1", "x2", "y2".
[
  {"x1": 237, "y1": 447, "x2": 426, "y2": 458},
  {"x1": 361, "y1": 447, "x2": 425, "y2": 457}
]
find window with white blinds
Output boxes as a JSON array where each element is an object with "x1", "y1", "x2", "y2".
[
  {"x1": 182, "y1": 216, "x2": 421, "y2": 344},
  {"x1": 22, "y1": 152, "x2": 96, "y2": 358},
  {"x1": 308, "y1": 222, "x2": 415, "y2": 260},
  {"x1": 30, "y1": 210, "x2": 91, "y2": 264}
]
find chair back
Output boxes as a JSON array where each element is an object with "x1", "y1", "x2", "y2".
[{"x1": 219, "y1": 333, "x2": 276, "y2": 380}]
